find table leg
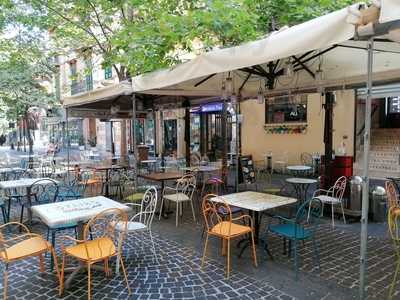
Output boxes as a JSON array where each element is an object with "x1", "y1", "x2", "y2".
[
  {"x1": 26, "y1": 187, "x2": 34, "y2": 224},
  {"x1": 104, "y1": 169, "x2": 110, "y2": 197},
  {"x1": 238, "y1": 211, "x2": 273, "y2": 260}
]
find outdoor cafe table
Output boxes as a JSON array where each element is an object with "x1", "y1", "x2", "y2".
[
  {"x1": 181, "y1": 166, "x2": 220, "y2": 173},
  {"x1": 139, "y1": 172, "x2": 183, "y2": 218},
  {"x1": 287, "y1": 165, "x2": 312, "y2": 176},
  {"x1": 285, "y1": 177, "x2": 317, "y2": 203},
  {"x1": 140, "y1": 159, "x2": 158, "y2": 172},
  {"x1": 0, "y1": 167, "x2": 23, "y2": 180},
  {"x1": 31, "y1": 196, "x2": 130, "y2": 287},
  {"x1": 0, "y1": 177, "x2": 59, "y2": 222},
  {"x1": 211, "y1": 191, "x2": 297, "y2": 257},
  {"x1": 87, "y1": 164, "x2": 126, "y2": 197}
]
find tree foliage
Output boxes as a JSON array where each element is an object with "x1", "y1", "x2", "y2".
[{"x1": 10, "y1": 0, "x2": 354, "y2": 80}]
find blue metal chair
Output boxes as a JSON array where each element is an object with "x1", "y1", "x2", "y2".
[
  {"x1": 266, "y1": 198, "x2": 322, "y2": 279},
  {"x1": 57, "y1": 179, "x2": 85, "y2": 201},
  {"x1": 27, "y1": 179, "x2": 78, "y2": 270}
]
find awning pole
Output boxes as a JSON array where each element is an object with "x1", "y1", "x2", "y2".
[
  {"x1": 359, "y1": 37, "x2": 374, "y2": 300},
  {"x1": 131, "y1": 93, "x2": 138, "y2": 188},
  {"x1": 235, "y1": 96, "x2": 240, "y2": 192},
  {"x1": 66, "y1": 108, "x2": 70, "y2": 181}
]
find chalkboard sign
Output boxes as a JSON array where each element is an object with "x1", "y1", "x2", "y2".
[{"x1": 239, "y1": 155, "x2": 256, "y2": 184}]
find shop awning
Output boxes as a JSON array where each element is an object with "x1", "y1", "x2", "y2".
[{"x1": 131, "y1": 3, "x2": 400, "y2": 98}]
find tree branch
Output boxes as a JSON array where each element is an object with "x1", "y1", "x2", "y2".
[
  {"x1": 33, "y1": 0, "x2": 107, "y2": 53},
  {"x1": 85, "y1": 0, "x2": 111, "y2": 44}
]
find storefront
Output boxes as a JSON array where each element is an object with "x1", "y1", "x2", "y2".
[{"x1": 190, "y1": 102, "x2": 234, "y2": 161}]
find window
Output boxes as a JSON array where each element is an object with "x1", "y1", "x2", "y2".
[
  {"x1": 265, "y1": 95, "x2": 307, "y2": 124},
  {"x1": 69, "y1": 60, "x2": 78, "y2": 95},
  {"x1": 85, "y1": 73, "x2": 93, "y2": 91},
  {"x1": 84, "y1": 56, "x2": 93, "y2": 91},
  {"x1": 104, "y1": 66, "x2": 113, "y2": 79}
]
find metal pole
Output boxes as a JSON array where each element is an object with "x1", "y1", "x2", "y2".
[
  {"x1": 66, "y1": 108, "x2": 70, "y2": 181},
  {"x1": 235, "y1": 99, "x2": 240, "y2": 192},
  {"x1": 359, "y1": 37, "x2": 374, "y2": 300},
  {"x1": 160, "y1": 109, "x2": 165, "y2": 169},
  {"x1": 131, "y1": 94, "x2": 138, "y2": 187}
]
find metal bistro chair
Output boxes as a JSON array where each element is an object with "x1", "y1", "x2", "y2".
[
  {"x1": 266, "y1": 198, "x2": 322, "y2": 280},
  {"x1": 201, "y1": 194, "x2": 257, "y2": 279},
  {"x1": 300, "y1": 152, "x2": 314, "y2": 176},
  {"x1": 386, "y1": 180, "x2": 400, "y2": 218},
  {"x1": 116, "y1": 186, "x2": 158, "y2": 271},
  {"x1": 59, "y1": 208, "x2": 131, "y2": 300},
  {"x1": 310, "y1": 176, "x2": 347, "y2": 228},
  {"x1": 160, "y1": 174, "x2": 197, "y2": 227},
  {"x1": 388, "y1": 205, "x2": 400, "y2": 299},
  {"x1": 77, "y1": 170, "x2": 103, "y2": 197},
  {"x1": 0, "y1": 222, "x2": 60, "y2": 300},
  {"x1": 20, "y1": 178, "x2": 59, "y2": 224}
]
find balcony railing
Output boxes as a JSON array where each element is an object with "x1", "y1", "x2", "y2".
[{"x1": 70, "y1": 74, "x2": 93, "y2": 96}]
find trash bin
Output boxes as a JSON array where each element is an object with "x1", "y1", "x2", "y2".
[
  {"x1": 371, "y1": 186, "x2": 387, "y2": 223},
  {"x1": 349, "y1": 176, "x2": 363, "y2": 211}
]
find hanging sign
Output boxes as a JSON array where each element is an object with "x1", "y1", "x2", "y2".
[{"x1": 201, "y1": 102, "x2": 223, "y2": 113}]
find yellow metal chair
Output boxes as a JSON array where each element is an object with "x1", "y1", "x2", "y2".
[
  {"x1": 386, "y1": 181, "x2": 400, "y2": 216},
  {"x1": 0, "y1": 222, "x2": 60, "y2": 300},
  {"x1": 201, "y1": 194, "x2": 257, "y2": 279},
  {"x1": 388, "y1": 206, "x2": 400, "y2": 299},
  {"x1": 59, "y1": 208, "x2": 131, "y2": 300}
]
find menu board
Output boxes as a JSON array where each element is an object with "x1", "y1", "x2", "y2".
[{"x1": 239, "y1": 155, "x2": 256, "y2": 184}]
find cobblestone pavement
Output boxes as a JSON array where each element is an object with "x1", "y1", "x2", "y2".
[
  {"x1": 0, "y1": 223, "x2": 296, "y2": 300},
  {"x1": 162, "y1": 207, "x2": 399, "y2": 300},
  {"x1": 264, "y1": 223, "x2": 398, "y2": 300}
]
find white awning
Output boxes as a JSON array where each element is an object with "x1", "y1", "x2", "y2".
[
  {"x1": 380, "y1": 0, "x2": 400, "y2": 23},
  {"x1": 131, "y1": 3, "x2": 400, "y2": 97},
  {"x1": 62, "y1": 81, "x2": 133, "y2": 108}
]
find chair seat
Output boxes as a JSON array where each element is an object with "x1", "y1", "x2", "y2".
[
  {"x1": 263, "y1": 187, "x2": 281, "y2": 195},
  {"x1": 65, "y1": 237, "x2": 116, "y2": 261},
  {"x1": 115, "y1": 221, "x2": 147, "y2": 232},
  {"x1": 124, "y1": 193, "x2": 144, "y2": 202},
  {"x1": 211, "y1": 221, "x2": 252, "y2": 237},
  {"x1": 314, "y1": 195, "x2": 341, "y2": 204},
  {"x1": 1, "y1": 236, "x2": 50, "y2": 261},
  {"x1": 163, "y1": 193, "x2": 189, "y2": 202},
  {"x1": 269, "y1": 223, "x2": 311, "y2": 240}
]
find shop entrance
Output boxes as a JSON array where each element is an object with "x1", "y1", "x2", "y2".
[
  {"x1": 379, "y1": 96, "x2": 400, "y2": 128},
  {"x1": 164, "y1": 119, "x2": 177, "y2": 156}
]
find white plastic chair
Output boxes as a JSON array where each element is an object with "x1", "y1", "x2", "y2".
[
  {"x1": 310, "y1": 176, "x2": 347, "y2": 228},
  {"x1": 116, "y1": 186, "x2": 158, "y2": 272},
  {"x1": 160, "y1": 174, "x2": 196, "y2": 226}
]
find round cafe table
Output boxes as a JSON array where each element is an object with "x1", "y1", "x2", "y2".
[
  {"x1": 285, "y1": 177, "x2": 317, "y2": 203},
  {"x1": 286, "y1": 165, "x2": 312, "y2": 176}
]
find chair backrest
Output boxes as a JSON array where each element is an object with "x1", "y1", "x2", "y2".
[
  {"x1": 332, "y1": 176, "x2": 347, "y2": 200},
  {"x1": 386, "y1": 180, "x2": 398, "y2": 210},
  {"x1": 83, "y1": 208, "x2": 128, "y2": 257},
  {"x1": 137, "y1": 187, "x2": 158, "y2": 227},
  {"x1": 177, "y1": 174, "x2": 196, "y2": 198},
  {"x1": 389, "y1": 206, "x2": 400, "y2": 242},
  {"x1": 30, "y1": 178, "x2": 59, "y2": 203},
  {"x1": 202, "y1": 194, "x2": 233, "y2": 235},
  {"x1": 300, "y1": 152, "x2": 313, "y2": 166},
  {"x1": 297, "y1": 198, "x2": 322, "y2": 237},
  {"x1": 41, "y1": 161, "x2": 54, "y2": 177},
  {"x1": 204, "y1": 177, "x2": 224, "y2": 195}
]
